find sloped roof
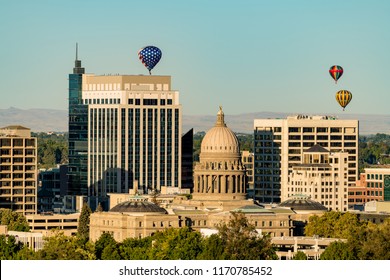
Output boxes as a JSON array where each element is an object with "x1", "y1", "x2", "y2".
[{"x1": 305, "y1": 144, "x2": 329, "y2": 153}]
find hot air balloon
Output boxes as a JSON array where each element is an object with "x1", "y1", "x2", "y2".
[
  {"x1": 329, "y1": 65, "x2": 343, "y2": 84},
  {"x1": 138, "y1": 46, "x2": 162, "y2": 75},
  {"x1": 335, "y1": 90, "x2": 352, "y2": 111}
]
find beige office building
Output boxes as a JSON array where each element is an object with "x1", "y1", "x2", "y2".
[
  {"x1": 81, "y1": 74, "x2": 181, "y2": 197},
  {"x1": 0, "y1": 126, "x2": 37, "y2": 215},
  {"x1": 253, "y1": 115, "x2": 358, "y2": 203},
  {"x1": 286, "y1": 145, "x2": 349, "y2": 211}
]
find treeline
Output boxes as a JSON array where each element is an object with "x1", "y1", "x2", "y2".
[
  {"x1": 305, "y1": 211, "x2": 390, "y2": 260},
  {"x1": 359, "y1": 133, "x2": 390, "y2": 172},
  {"x1": 0, "y1": 212, "x2": 277, "y2": 260},
  {"x1": 1, "y1": 209, "x2": 390, "y2": 260},
  {"x1": 0, "y1": 209, "x2": 29, "y2": 232},
  {"x1": 32, "y1": 132, "x2": 68, "y2": 169}
]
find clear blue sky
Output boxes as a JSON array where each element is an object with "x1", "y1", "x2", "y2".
[{"x1": 0, "y1": 0, "x2": 389, "y2": 116}]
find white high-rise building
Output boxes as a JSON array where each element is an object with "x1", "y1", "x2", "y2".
[
  {"x1": 286, "y1": 145, "x2": 349, "y2": 211},
  {"x1": 253, "y1": 115, "x2": 358, "y2": 203},
  {"x1": 82, "y1": 74, "x2": 181, "y2": 197}
]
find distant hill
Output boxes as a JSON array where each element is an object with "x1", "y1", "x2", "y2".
[
  {"x1": 185, "y1": 112, "x2": 390, "y2": 135},
  {"x1": 0, "y1": 107, "x2": 68, "y2": 132},
  {"x1": 1, "y1": 107, "x2": 390, "y2": 135}
]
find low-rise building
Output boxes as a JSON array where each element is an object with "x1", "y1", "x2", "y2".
[
  {"x1": 349, "y1": 166, "x2": 390, "y2": 208},
  {"x1": 26, "y1": 213, "x2": 80, "y2": 236}
]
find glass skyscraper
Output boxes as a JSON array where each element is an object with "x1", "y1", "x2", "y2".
[{"x1": 67, "y1": 45, "x2": 88, "y2": 196}]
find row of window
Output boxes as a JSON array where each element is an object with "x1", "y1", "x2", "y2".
[
  {"x1": 84, "y1": 98, "x2": 174, "y2": 106},
  {"x1": 288, "y1": 127, "x2": 355, "y2": 134},
  {"x1": 0, "y1": 139, "x2": 36, "y2": 147},
  {"x1": 366, "y1": 174, "x2": 386, "y2": 180},
  {"x1": 255, "y1": 127, "x2": 356, "y2": 135}
]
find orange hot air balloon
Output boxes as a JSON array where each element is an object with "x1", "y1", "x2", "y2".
[{"x1": 335, "y1": 90, "x2": 352, "y2": 111}]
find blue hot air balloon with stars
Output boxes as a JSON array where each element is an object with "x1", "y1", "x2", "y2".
[{"x1": 138, "y1": 46, "x2": 162, "y2": 75}]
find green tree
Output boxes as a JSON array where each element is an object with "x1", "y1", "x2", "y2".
[
  {"x1": 95, "y1": 232, "x2": 118, "y2": 260},
  {"x1": 320, "y1": 241, "x2": 356, "y2": 260},
  {"x1": 77, "y1": 203, "x2": 92, "y2": 242},
  {"x1": 292, "y1": 251, "x2": 307, "y2": 260},
  {"x1": 148, "y1": 227, "x2": 203, "y2": 260},
  {"x1": 36, "y1": 229, "x2": 95, "y2": 260},
  {"x1": 34, "y1": 132, "x2": 68, "y2": 168},
  {"x1": 0, "y1": 235, "x2": 24, "y2": 260},
  {"x1": 237, "y1": 134, "x2": 253, "y2": 152},
  {"x1": 0, "y1": 209, "x2": 30, "y2": 232},
  {"x1": 216, "y1": 212, "x2": 277, "y2": 260},
  {"x1": 119, "y1": 236, "x2": 153, "y2": 260},
  {"x1": 358, "y1": 219, "x2": 390, "y2": 260},
  {"x1": 304, "y1": 211, "x2": 366, "y2": 239},
  {"x1": 101, "y1": 243, "x2": 121, "y2": 260},
  {"x1": 14, "y1": 246, "x2": 38, "y2": 260},
  {"x1": 193, "y1": 131, "x2": 205, "y2": 162},
  {"x1": 197, "y1": 234, "x2": 224, "y2": 260}
]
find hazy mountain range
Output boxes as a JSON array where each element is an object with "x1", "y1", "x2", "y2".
[{"x1": 1, "y1": 107, "x2": 390, "y2": 135}]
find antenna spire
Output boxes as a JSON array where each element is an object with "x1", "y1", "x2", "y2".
[{"x1": 73, "y1": 43, "x2": 84, "y2": 74}]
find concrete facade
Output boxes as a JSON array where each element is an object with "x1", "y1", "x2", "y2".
[
  {"x1": 286, "y1": 145, "x2": 349, "y2": 211},
  {"x1": 26, "y1": 213, "x2": 80, "y2": 236},
  {"x1": 0, "y1": 126, "x2": 37, "y2": 215},
  {"x1": 253, "y1": 115, "x2": 358, "y2": 203}
]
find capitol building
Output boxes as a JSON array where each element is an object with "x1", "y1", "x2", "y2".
[{"x1": 89, "y1": 107, "x2": 326, "y2": 242}]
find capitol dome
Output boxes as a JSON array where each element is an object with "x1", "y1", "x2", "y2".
[{"x1": 200, "y1": 106, "x2": 240, "y2": 156}]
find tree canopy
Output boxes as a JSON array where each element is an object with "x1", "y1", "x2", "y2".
[
  {"x1": 306, "y1": 211, "x2": 390, "y2": 260},
  {"x1": 33, "y1": 132, "x2": 68, "y2": 169},
  {"x1": 0, "y1": 209, "x2": 29, "y2": 232},
  {"x1": 304, "y1": 211, "x2": 366, "y2": 239},
  {"x1": 215, "y1": 212, "x2": 277, "y2": 260},
  {"x1": 36, "y1": 230, "x2": 95, "y2": 260}
]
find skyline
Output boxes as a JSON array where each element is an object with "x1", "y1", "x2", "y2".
[{"x1": 1, "y1": 0, "x2": 390, "y2": 116}]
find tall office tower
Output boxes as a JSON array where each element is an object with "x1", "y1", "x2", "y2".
[
  {"x1": 67, "y1": 44, "x2": 88, "y2": 196},
  {"x1": 253, "y1": 115, "x2": 358, "y2": 203},
  {"x1": 82, "y1": 74, "x2": 181, "y2": 197},
  {"x1": 0, "y1": 126, "x2": 37, "y2": 215}
]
